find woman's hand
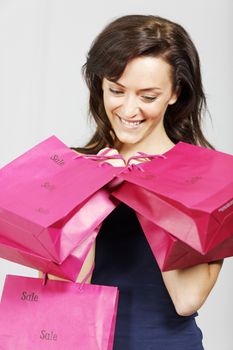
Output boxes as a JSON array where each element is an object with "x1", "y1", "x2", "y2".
[
  {"x1": 97, "y1": 148, "x2": 126, "y2": 190},
  {"x1": 97, "y1": 148, "x2": 125, "y2": 167},
  {"x1": 97, "y1": 148, "x2": 151, "y2": 166}
]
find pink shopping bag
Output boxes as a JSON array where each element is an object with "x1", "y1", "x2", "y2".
[
  {"x1": 0, "y1": 275, "x2": 119, "y2": 350},
  {"x1": 0, "y1": 136, "x2": 123, "y2": 263},
  {"x1": 137, "y1": 213, "x2": 232, "y2": 270},
  {"x1": 113, "y1": 142, "x2": 233, "y2": 256},
  {"x1": 0, "y1": 225, "x2": 97, "y2": 281},
  {"x1": 0, "y1": 188, "x2": 118, "y2": 281}
]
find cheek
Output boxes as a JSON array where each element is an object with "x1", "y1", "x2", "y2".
[
  {"x1": 103, "y1": 95, "x2": 119, "y2": 114},
  {"x1": 143, "y1": 105, "x2": 160, "y2": 119},
  {"x1": 145, "y1": 100, "x2": 170, "y2": 119}
]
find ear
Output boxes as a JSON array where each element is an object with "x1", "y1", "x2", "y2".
[{"x1": 168, "y1": 87, "x2": 180, "y2": 105}]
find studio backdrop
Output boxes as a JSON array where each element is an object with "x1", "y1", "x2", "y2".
[{"x1": 0, "y1": 1, "x2": 232, "y2": 349}]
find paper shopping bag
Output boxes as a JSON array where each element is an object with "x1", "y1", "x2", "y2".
[
  {"x1": 0, "y1": 275, "x2": 119, "y2": 350},
  {"x1": 0, "y1": 136, "x2": 123, "y2": 263},
  {"x1": 136, "y1": 213, "x2": 233, "y2": 270},
  {"x1": 0, "y1": 225, "x2": 98, "y2": 281},
  {"x1": 114, "y1": 141, "x2": 233, "y2": 255},
  {"x1": 0, "y1": 189, "x2": 119, "y2": 281}
]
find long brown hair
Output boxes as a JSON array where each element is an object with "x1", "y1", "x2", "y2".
[{"x1": 74, "y1": 15, "x2": 213, "y2": 154}]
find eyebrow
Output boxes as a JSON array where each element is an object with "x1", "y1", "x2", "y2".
[{"x1": 111, "y1": 81, "x2": 162, "y2": 92}]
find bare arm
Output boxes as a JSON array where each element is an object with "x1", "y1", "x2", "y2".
[
  {"x1": 39, "y1": 242, "x2": 96, "y2": 283},
  {"x1": 161, "y1": 259, "x2": 224, "y2": 316}
]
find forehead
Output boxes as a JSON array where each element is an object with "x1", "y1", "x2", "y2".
[{"x1": 112, "y1": 56, "x2": 173, "y2": 90}]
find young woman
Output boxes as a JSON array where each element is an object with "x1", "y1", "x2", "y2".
[{"x1": 73, "y1": 15, "x2": 223, "y2": 349}]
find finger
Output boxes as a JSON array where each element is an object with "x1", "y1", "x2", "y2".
[
  {"x1": 97, "y1": 148, "x2": 125, "y2": 166},
  {"x1": 128, "y1": 152, "x2": 150, "y2": 165},
  {"x1": 97, "y1": 147, "x2": 112, "y2": 155},
  {"x1": 104, "y1": 158, "x2": 125, "y2": 167}
]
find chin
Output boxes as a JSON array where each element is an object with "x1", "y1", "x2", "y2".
[
  {"x1": 115, "y1": 135, "x2": 140, "y2": 145},
  {"x1": 113, "y1": 129, "x2": 142, "y2": 144}
]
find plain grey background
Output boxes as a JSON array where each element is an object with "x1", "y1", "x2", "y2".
[{"x1": 0, "y1": 1, "x2": 232, "y2": 349}]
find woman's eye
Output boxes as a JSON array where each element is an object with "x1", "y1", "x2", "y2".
[
  {"x1": 142, "y1": 96, "x2": 157, "y2": 102},
  {"x1": 109, "y1": 88, "x2": 123, "y2": 95}
]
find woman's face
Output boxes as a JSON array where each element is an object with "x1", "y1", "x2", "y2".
[{"x1": 102, "y1": 56, "x2": 178, "y2": 151}]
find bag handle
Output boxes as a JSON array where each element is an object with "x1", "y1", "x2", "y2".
[
  {"x1": 41, "y1": 263, "x2": 95, "y2": 288},
  {"x1": 79, "y1": 262, "x2": 95, "y2": 287},
  {"x1": 126, "y1": 152, "x2": 166, "y2": 165},
  {"x1": 125, "y1": 153, "x2": 167, "y2": 172},
  {"x1": 74, "y1": 152, "x2": 124, "y2": 163},
  {"x1": 74, "y1": 150, "x2": 166, "y2": 168},
  {"x1": 42, "y1": 272, "x2": 48, "y2": 286}
]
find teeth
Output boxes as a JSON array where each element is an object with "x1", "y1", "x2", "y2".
[{"x1": 120, "y1": 118, "x2": 142, "y2": 127}]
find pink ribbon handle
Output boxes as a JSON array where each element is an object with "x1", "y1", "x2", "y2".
[
  {"x1": 78, "y1": 263, "x2": 95, "y2": 291},
  {"x1": 126, "y1": 152, "x2": 167, "y2": 165},
  {"x1": 74, "y1": 149, "x2": 167, "y2": 169},
  {"x1": 74, "y1": 152, "x2": 125, "y2": 165}
]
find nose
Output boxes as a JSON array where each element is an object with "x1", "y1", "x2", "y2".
[{"x1": 120, "y1": 95, "x2": 139, "y2": 119}]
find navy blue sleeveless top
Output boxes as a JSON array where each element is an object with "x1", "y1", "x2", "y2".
[{"x1": 92, "y1": 202, "x2": 204, "y2": 350}]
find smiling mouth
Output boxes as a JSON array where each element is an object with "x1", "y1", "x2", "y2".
[{"x1": 117, "y1": 115, "x2": 145, "y2": 128}]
